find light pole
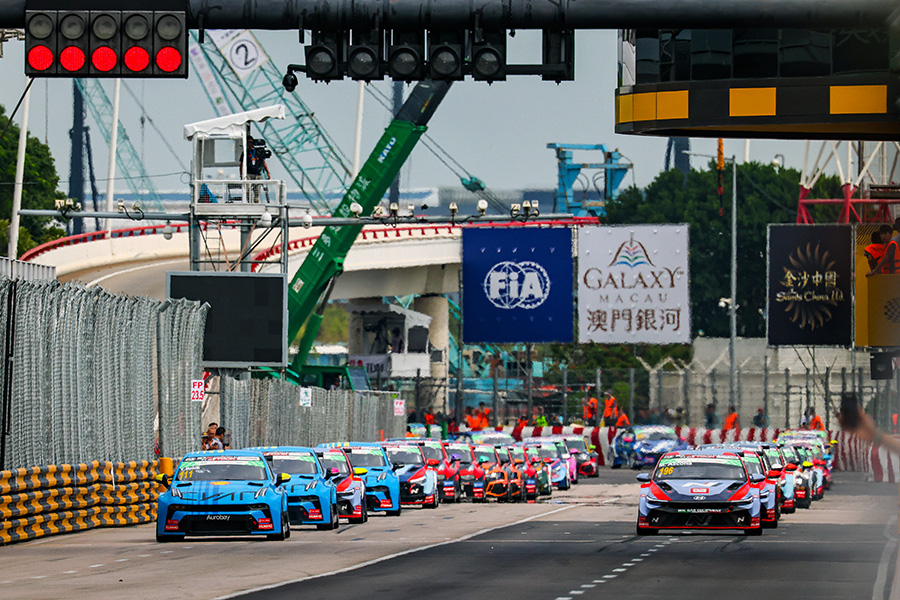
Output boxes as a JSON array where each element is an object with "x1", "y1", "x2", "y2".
[{"x1": 683, "y1": 150, "x2": 738, "y2": 410}]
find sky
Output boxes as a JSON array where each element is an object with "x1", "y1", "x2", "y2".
[{"x1": 0, "y1": 29, "x2": 819, "y2": 200}]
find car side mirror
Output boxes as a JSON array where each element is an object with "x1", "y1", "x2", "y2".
[
  {"x1": 636, "y1": 473, "x2": 651, "y2": 482},
  {"x1": 449, "y1": 453, "x2": 462, "y2": 462},
  {"x1": 589, "y1": 445, "x2": 596, "y2": 451},
  {"x1": 325, "y1": 467, "x2": 340, "y2": 478},
  {"x1": 543, "y1": 457, "x2": 553, "y2": 464},
  {"x1": 784, "y1": 463, "x2": 797, "y2": 472},
  {"x1": 154, "y1": 473, "x2": 171, "y2": 488},
  {"x1": 770, "y1": 463, "x2": 783, "y2": 471},
  {"x1": 354, "y1": 467, "x2": 369, "y2": 476},
  {"x1": 749, "y1": 473, "x2": 765, "y2": 483},
  {"x1": 277, "y1": 473, "x2": 291, "y2": 485},
  {"x1": 426, "y1": 458, "x2": 440, "y2": 467},
  {"x1": 766, "y1": 469, "x2": 781, "y2": 479},
  {"x1": 514, "y1": 458, "x2": 524, "y2": 464}
]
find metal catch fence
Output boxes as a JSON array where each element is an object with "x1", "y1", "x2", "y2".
[
  {"x1": 0, "y1": 278, "x2": 207, "y2": 470},
  {"x1": 219, "y1": 377, "x2": 406, "y2": 448}
]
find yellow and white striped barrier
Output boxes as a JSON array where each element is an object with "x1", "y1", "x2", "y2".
[{"x1": 0, "y1": 460, "x2": 162, "y2": 545}]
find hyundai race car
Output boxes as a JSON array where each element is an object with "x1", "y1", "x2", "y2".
[
  {"x1": 522, "y1": 444, "x2": 553, "y2": 497},
  {"x1": 611, "y1": 426, "x2": 690, "y2": 470},
  {"x1": 155, "y1": 450, "x2": 291, "y2": 542},
  {"x1": 316, "y1": 448, "x2": 369, "y2": 523},
  {"x1": 256, "y1": 447, "x2": 339, "y2": 530},
  {"x1": 319, "y1": 442, "x2": 402, "y2": 516},
  {"x1": 383, "y1": 443, "x2": 440, "y2": 508},
  {"x1": 636, "y1": 450, "x2": 764, "y2": 536},
  {"x1": 700, "y1": 444, "x2": 781, "y2": 528},
  {"x1": 556, "y1": 434, "x2": 599, "y2": 478},
  {"x1": 444, "y1": 442, "x2": 486, "y2": 501}
]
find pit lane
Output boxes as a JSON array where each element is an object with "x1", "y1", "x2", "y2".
[{"x1": 0, "y1": 470, "x2": 894, "y2": 600}]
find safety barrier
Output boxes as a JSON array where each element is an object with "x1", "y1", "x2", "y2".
[{"x1": 0, "y1": 460, "x2": 160, "y2": 546}]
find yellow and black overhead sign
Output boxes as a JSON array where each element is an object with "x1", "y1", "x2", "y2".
[{"x1": 616, "y1": 74, "x2": 899, "y2": 140}]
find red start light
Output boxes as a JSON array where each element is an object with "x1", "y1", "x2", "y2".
[
  {"x1": 59, "y1": 46, "x2": 86, "y2": 72},
  {"x1": 124, "y1": 46, "x2": 150, "y2": 72},
  {"x1": 27, "y1": 45, "x2": 54, "y2": 71},
  {"x1": 155, "y1": 46, "x2": 182, "y2": 72},
  {"x1": 91, "y1": 46, "x2": 117, "y2": 72}
]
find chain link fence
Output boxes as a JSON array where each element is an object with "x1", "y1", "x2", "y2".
[
  {"x1": 0, "y1": 278, "x2": 207, "y2": 470},
  {"x1": 219, "y1": 376, "x2": 406, "y2": 448}
]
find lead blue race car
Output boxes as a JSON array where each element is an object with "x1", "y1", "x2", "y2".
[
  {"x1": 636, "y1": 449, "x2": 764, "y2": 536},
  {"x1": 155, "y1": 450, "x2": 291, "y2": 542},
  {"x1": 610, "y1": 425, "x2": 690, "y2": 470},
  {"x1": 255, "y1": 447, "x2": 340, "y2": 530}
]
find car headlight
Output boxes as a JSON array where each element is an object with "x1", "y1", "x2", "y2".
[{"x1": 461, "y1": 474, "x2": 475, "y2": 481}]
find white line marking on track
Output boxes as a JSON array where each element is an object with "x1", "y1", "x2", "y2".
[
  {"x1": 138, "y1": 554, "x2": 151, "y2": 557},
  {"x1": 569, "y1": 591, "x2": 584, "y2": 595},
  {"x1": 648, "y1": 548, "x2": 658, "y2": 552},
  {"x1": 116, "y1": 559, "x2": 128, "y2": 562},
  {"x1": 640, "y1": 553, "x2": 650, "y2": 557},
  {"x1": 63, "y1": 571, "x2": 77, "y2": 574},
  {"x1": 603, "y1": 574, "x2": 617, "y2": 579},
  {"x1": 89, "y1": 564, "x2": 104, "y2": 568},
  {"x1": 871, "y1": 517, "x2": 898, "y2": 600},
  {"x1": 0, "y1": 581, "x2": 13, "y2": 584},
  {"x1": 581, "y1": 584, "x2": 595, "y2": 588},
  {"x1": 632, "y1": 558, "x2": 644, "y2": 562},
  {"x1": 213, "y1": 504, "x2": 577, "y2": 600},
  {"x1": 31, "y1": 576, "x2": 47, "y2": 579},
  {"x1": 592, "y1": 580, "x2": 606, "y2": 584},
  {"x1": 85, "y1": 259, "x2": 184, "y2": 287},
  {"x1": 613, "y1": 568, "x2": 626, "y2": 572},
  {"x1": 623, "y1": 563, "x2": 635, "y2": 566},
  {"x1": 555, "y1": 597, "x2": 572, "y2": 600},
  {"x1": 160, "y1": 551, "x2": 173, "y2": 554}
]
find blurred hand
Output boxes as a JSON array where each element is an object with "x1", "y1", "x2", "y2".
[{"x1": 836, "y1": 406, "x2": 876, "y2": 442}]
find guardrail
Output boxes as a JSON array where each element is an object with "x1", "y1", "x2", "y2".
[
  {"x1": 249, "y1": 217, "x2": 599, "y2": 271},
  {"x1": 19, "y1": 224, "x2": 192, "y2": 262},
  {"x1": 0, "y1": 460, "x2": 161, "y2": 545}
]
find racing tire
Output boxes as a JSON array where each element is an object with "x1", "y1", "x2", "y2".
[
  {"x1": 744, "y1": 526, "x2": 763, "y2": 536},
  {"x1": 628, "y1": 455, "x2": 638, "y2": 471},
  {"x1": 610, "y1": 462, "x2": 621, "y2": 470},
  {"x1": 426, "y1": 493, "x2": 439, "y2": 509},
  {"x1": 635, "y1": 524, "x2": 658, "y2": 536},
  {"x1": 267, "y1": 514, "x2": 290, "y2": 541},
  {"x1": 317, "y1": 505, "x2": 340, "y2": 531},
  {"x1": 386, "y1": 507, "x2": 402, "y2": 517},
  {"x1": 349, "y1": 503, "x2": 368, "y2": 524}
]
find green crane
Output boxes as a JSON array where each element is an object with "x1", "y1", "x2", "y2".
[{"x1": 284, "y1": 80, "x2": 452, "y2": 383}]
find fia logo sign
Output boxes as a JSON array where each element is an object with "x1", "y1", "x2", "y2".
[{"x1": 482, "y1": 261, "x2": 550, "y2": 310}]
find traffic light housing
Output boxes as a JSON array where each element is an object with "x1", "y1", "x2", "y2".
[
  {"x1": 428, "y1": 32, "x2": 465, "y2": 80},
  {"x1": 25, "y1": 6, "x2": 187, "y2": 78},
  {"x1": 348, "y1": 30, "x2": 384, "y2": 81},
  {"x1": 305, "y1": 31, "x2": 345, "y2": 81},
  {"x1": 472, "y1": 31, "x2": 506, "y2": 81},
  {"x1": 389, "y1": 31, "x2": 425, "y2": 81}
]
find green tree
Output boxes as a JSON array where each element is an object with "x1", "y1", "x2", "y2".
[{"x1": 0, "y1": 105, "x2": 66, "y2": 258}]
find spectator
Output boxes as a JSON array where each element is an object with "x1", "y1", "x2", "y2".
[
  {"x1": 602, "y1": 391, "x2": 618, "y2": 426},
  {"x1": 704, "y1": 404, "x2": 718, "y2": 429},
  {"x1": 673, "y1": 407, "x2": 686, "y2": 427},
  {"x1": 615, "y1": 411, "x2": 631, "y2": 427},
  {"x1": 808, "y1": 408, "x2": 824, "y2": 431},
  {"x1": 583, "y1": 396, "x2": 598, "y2": 427},
  {"x1": 207, "y1": 426, "x2": 226, "y2": 450},
  {"x1": 201, "y1": 422, "x2": 218, "y2": 450},
  {"x1": 752, "y1": 407, "x2": 769, "y2": 428},
  {"x1": 533, "y1": 406, "x2": 548, "y2": 427},
  {"x1": 723, "y1": 406, "x2": 740, "y2": 431}
]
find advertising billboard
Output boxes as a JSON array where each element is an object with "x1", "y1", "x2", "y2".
[
  {"x1": 577, "y1": 225, "x2": 690, "y2": 344},
  {"x1": 461, "y1": 227, "x2": 574, "y2": 344},
  {"x1": 767, "y1": 225, "x2": 852, "y2": 347}
]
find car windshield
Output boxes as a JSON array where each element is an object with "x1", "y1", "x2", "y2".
[
  {"x1": 741, "y1": 455, "x2": 764, "y2": 476},
  {"x1": 781, "y1": 446, "x2": 798, "y2": 463},
  {"x1": 654, "y1": 457, "x2": 746, "y2": 481},
  {"x1": 347, "y1": 449, "x2": 387, "y2": 467},
  {"x1": 764, "y1": 449, "x2": 782, "y2": 465},
  {"x1": 509, "y1": 447, "x2": 526, "y2": 461},
  {"x1": 638, "y1": 430, "x2": 677, "y2": 441},
  {"x1": 474, "y1": 448, "x2": 497, "y2": 464},
  {"x1": 446, "y1": 445, "x2": 473, "y2": 465},
  {"x1": 320, "y1": 453, "x2": 350, "y2": 476},
  {"x1": 532, "y1": 445, "x2": 559, "y2": 460},
  {"x1": 564, "y1": 439, "x2": 588, "y2": 452},
  {"x1": 496, "y1": 450, "x2": 510, "y2": 464},
  {"x1": 176, "y1": 456, "x2": 268, "y2": 482},
  {"x1": 266, "y1": 452, "x2": 319, "y2": 475},
  {"x1": 421, "y1": 445, "x2": 443, "y2": 461},
  {"x1": 387, "y1": 447, "x2": 424, "y2": 466}
]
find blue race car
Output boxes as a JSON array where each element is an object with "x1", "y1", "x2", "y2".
[
  {"x1": 699, "y1": 443, "x2": 781, "y2": 529},
  {"x1": 318, "y1": 442, "x2": 402, "y2": 516},
  {"x1": 636, "y1": 449, "x2": 764, "y2": 536},
  {"x1": 382, "y1": 443, "x2": 440, "y2": 508},
  {"x1": 610, "y1": 425, "x2": 690, "y2": 470},
  {"x1": 523, "y1": 441, "x2": 571, "y2": 490},
  {"x1": 257, "y1": 447, "x2": 340, "y2": 530},
  {"x1": 155, "y1": 450, "x2": 291, "y2": 542}
]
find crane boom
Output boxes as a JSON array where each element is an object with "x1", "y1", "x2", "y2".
[{"x1": 287, "y1": 80, "x2": 452, "y2": 373}]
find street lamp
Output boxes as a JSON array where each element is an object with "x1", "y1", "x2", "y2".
[
  {"x1": 772, "y1": 153, "x2": 785, "y2": 169},
  {"x1": 683, "y1": 149, "x2": 738, "y2": 410}
]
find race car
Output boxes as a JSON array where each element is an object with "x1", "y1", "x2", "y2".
[
  {"x1": 522, "y1": 444, "x2": 553, "y2": 496},
  {"x1": 155, "y1": 450, "x2": 291, "y2": 542},
  {"x1": 505, "y1": 445, "x2": 534, "y2": 501},
  {"x1": 526, "y1": 436, "x2": 579, "y2": 485},
  {"x1": 401, "y1": 439, "x2": 463, "y2": 503},
  {"x1": 524, "y1": 440, "x2": 571, "y2": 490},
  {"x1": 483, "y1": 446, "x2": 526, "y2": 502},
  {"x1": 319, "y1": 442, "x2": 402, "y2": 516},
  {"x1": 383, "y1": 443, "x2": 440, "y2": 508},
  {"x1": 610, "y1": 425, "x2": 690, "y2": 470},
  {"x1": 444, "y1": 442, "x2": 486, "y2": 501},
  {"x1": 636, "y1": 450, "x2": 764, "y2": 536},
  {"x1": 556, "y1": 434, "x2": 599, "y2": 478},
  {"x1": 256, "y1": 447, "x2": 340, "y2": 530},
  {"x1": 758, "y1": 444, "x2": 796, "y2": 513},
  {"x1": 316, "y1": 448, "x2": 369, "y2": 523}
]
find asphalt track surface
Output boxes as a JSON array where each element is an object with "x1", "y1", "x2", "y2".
[{"x1": 2, "y1": 469, "x2": 896, "y2": 600}]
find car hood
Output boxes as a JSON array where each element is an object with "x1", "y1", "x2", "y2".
[
  {"x1": 656, "y1": 479, "x2": 747, "y2": 502},
  {"x1": 394, "y1": 464, "x2": 425, "y2": 481},
  {"x1": 635, "y1": 439, "x2": 680, "y2": 455},
  {"x1": 170, "y1": 481, "x2": 274, "y2": 503}
]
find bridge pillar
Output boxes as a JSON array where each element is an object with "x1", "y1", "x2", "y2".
[{"x1": 413, "y1": 294, "x2": 450, "y2": 414}]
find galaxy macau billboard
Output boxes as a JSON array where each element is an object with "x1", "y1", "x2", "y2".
[{"x1": 577, "y1": 225, "x2": 691, "y2": 344}]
